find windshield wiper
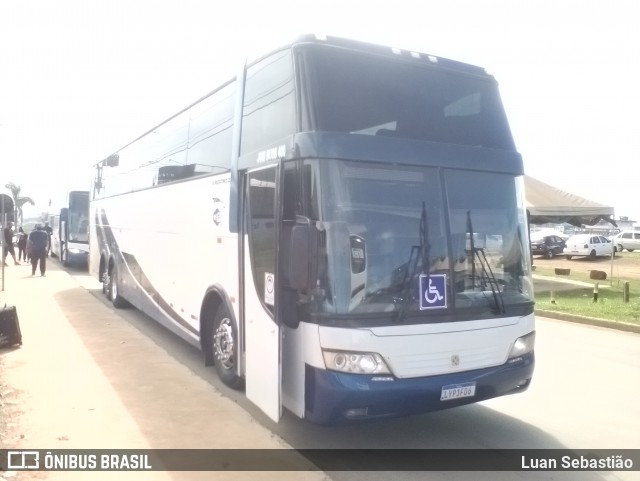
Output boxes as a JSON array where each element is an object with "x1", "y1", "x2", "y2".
[
  {"x1": 466, "y1": 210, "x2": 505, "y2": 314},
  {"x1": 395, "y1": 202, "x2": 431, "y2": 322}
]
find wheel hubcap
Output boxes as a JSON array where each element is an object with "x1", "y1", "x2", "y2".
[{"x1": 213, "y1": 317, "x2": 234, "y2": 370}]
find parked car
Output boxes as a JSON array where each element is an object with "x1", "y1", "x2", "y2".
[
  {"x1": 530, "y1": 234, "x2": 566, "y2": 259},
  {"x1": 564, "y1": 234, "x2": 613, "y2": 260},
  {"x1": 613, "y1": 231, "x2": 640, "y2": 252}
]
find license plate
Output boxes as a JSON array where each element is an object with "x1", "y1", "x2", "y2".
[{"x1": 440, "y1": 382, "x2": 476, "y2": 401}]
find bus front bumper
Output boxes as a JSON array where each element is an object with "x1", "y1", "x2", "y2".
[
  {"x1": 66, "y1": 249, "x2": 89, "y2": 266},
  {"x1": 304, "y1": 352, "x2": 534, "y2": 425}
]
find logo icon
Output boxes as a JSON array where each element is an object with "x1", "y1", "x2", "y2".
[
  {"x1": 419, "y1": 274, "x2": 447, "y2": 310},
  {"x1": 7, "y1": 451, "x2": 40, "y2": 469}
]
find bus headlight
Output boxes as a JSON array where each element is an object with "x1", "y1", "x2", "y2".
[
  {"x1": 322, "y1": 350, "x2": 391, "y2": 374},
  {"x1": 508, "y1": 331, "x2": 535, "y2": 359}
]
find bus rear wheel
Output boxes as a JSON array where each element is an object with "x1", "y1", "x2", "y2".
[
  {"x1": 204, "y1": 306, "x2": 244, "y2": 390},
  {"x1": 107, "y1": 265, "x2": 128, "y2": 309}
]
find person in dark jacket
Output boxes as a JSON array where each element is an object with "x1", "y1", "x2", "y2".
[
  {"x1": 2, "y1": 221, "x2": 20, "y2": 266},
  {"x1": 28, "y1": 224, "x2": 49, "y2": 276}
]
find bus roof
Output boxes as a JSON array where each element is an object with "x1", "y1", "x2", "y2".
[
  {"x1": 97, "y1": 34, "x2": 493, "y2": 168},
  {"x1": 283, "y1": 34, "x2": 490, "y2": 77}
]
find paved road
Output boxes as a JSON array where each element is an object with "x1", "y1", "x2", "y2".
[
  {"x1": 1, "y1": 263, "x2": 638, "y2": 480},
  {"x1": 212, "y1": 317, "x2": 640, "y2": 481},
  {"x1": 79, "y1": 270, "x2": 640, "y2": 481}
]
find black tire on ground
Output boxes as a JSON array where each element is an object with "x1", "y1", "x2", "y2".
[
  {"x1": 108, "y1": 264, "x2": 129, "y2": 309},
  {"x1": 545, "y1": 249, "x2": 554, "y2": 259},
  {"x1": 589, "y1": 250, "x2": 597, "y2": 260},
  {"x1": 203, "y1": 305, "x2": 244, "y2": 390},
  {"x1": 565, "y1": 255, "x2": 573, "y2": 260}
]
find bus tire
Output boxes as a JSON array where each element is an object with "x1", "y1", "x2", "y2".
[
  {"x1": 61, "y1": 247, "x2": 69, "y2": 267},
  {"x1": 108, "y1": 265, "x2": 129, "y2": 309},
  {"x1": 204, "y1": 306, "x2": 244, "y2": 390}
]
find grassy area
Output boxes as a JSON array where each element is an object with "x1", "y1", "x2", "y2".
[{"x1": 534, "y1": 262, "x2": 640, "y2": 325}]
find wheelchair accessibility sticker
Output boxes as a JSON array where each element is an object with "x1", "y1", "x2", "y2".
[{"x1": 419, "y1": 274, "x2": 447, "y2": 310}]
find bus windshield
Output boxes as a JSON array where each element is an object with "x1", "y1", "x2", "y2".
[
  {"x1": 68, "y1": 192, "x2": 89, "y2": 243},
  {"x1": 305, "y1": 45, "x2": 515, "y2": 150},
  {"x1": 311, "y1": 160, "x2": 533, "y2": 320}
]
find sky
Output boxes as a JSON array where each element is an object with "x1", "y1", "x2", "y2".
[{"x1": 1, "y1": 0, "x2": 639, "y2": 222}]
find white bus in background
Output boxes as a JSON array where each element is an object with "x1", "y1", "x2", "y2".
[
  {"x1": 50, "y1": 191, "x2": 90, "y2": 267},
  {"x1": 90, "y1": 35, "x2": 535, "y2": 425}
]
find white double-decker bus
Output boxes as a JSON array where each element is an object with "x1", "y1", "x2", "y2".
[{"x1": 90, "y1": 35, "x2": 535, "y2": 425}]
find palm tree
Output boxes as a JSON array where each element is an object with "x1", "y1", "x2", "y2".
[{"x1": 4, "y1": 182, "x2": 35, "y2": 226}]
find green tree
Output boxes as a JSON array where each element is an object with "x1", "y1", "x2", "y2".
[{"x1": 4, "y1": 182, "x2": 35, "y2": 226}]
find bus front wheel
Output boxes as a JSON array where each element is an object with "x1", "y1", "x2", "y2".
[{"x1": 204, "y1": 306, "x2": 244, "y2": 390}]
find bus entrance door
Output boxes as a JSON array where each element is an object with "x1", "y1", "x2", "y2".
[{"x1": 242, "y1": 166, "x2": 282, "y2": 422}]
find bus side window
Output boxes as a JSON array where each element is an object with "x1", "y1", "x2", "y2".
[
  {"x1": 247, "y1": 167, "x2": 277, "y2": 315},
  {"x1": 240, "y1": 49, "x2": 296, "y2": 155},
  {"x1": 187, "y1": 81, "x2": 235, "y2": 173},
  {"x1": 282, "y1": 162, "x2": 299, "y2": 221},
  {"x1": 302, "y1": 161, "x2": 320, "y2": 221}
]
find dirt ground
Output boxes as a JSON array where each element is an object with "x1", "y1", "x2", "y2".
[
  {"x1": 0, "y1": 262, "x2": 328, "y2": 481},
  {"x1": 531, "y1": 251, "x2": 640, "y2": 280}
]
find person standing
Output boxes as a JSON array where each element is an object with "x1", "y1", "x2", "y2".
[
  {"x1": 44, "y1": 222, "x2": 53, "y2": 257},
  {"x1": 17, "y1": 226, "x2": 28, "y2": 262},
  {"x1": 28, "y1": 224, "x2": 49, "y2": 277},
  {"x1": 2, "y1": 221, "x2": 20, "y2": 266}
]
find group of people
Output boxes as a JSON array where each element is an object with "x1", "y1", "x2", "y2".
[{"x1": 2, "y1": 221, "x2": 51, "y2": 277}]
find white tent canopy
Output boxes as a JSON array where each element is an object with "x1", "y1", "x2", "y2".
[{"x1": 524, "y1": 175, "x2": 615, "y2": 226}]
